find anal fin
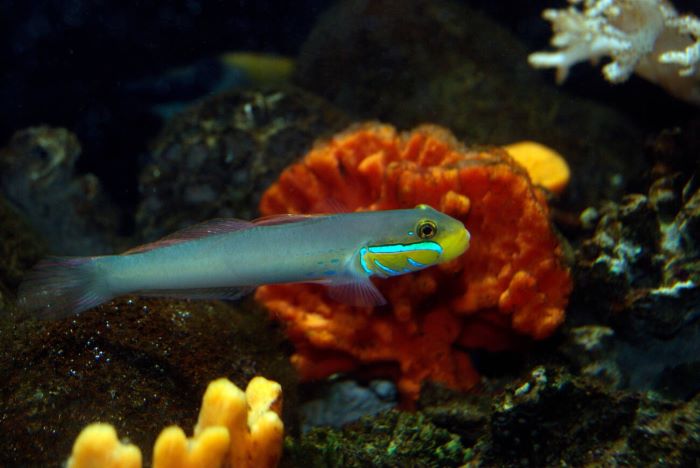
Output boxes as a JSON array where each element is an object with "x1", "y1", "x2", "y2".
[{"x1": 134, "y1": 286, "x2": 255, "y2": 302}]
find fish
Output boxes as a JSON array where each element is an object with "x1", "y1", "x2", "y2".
[{"x1": 18, "y1": 204, "x2": 470, "y2": 319}]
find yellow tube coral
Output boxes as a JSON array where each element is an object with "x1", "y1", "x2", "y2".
[
  {"x1": 504, "y1": 141, "x2": 570, "y2": 195},
  {"x1": 194, "y1": 377, "x2": 284, "y2": 468},
  {"x1": 66, "y1": 377, "x2": 284, "y2": 468},
  {"x1": 67, "y1": 423, "x2": 142, "y2": 468},
  {"x1": 153, "y1": 426, "x2": 230, "y2": 468}
]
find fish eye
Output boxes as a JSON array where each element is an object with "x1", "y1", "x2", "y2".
[{"x1": 416, "y1": 220, "x2": 437, "y2": 239}]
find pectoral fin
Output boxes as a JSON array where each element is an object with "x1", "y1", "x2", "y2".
[{"x1": 325, "y1": 278, "x2": 386, "y2": 307}]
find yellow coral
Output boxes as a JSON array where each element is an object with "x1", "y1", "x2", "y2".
[
  {"x1": 153, "y1": 426, "x2": 230, "y2": 468},
  {"x1": 504, "y1": 141, "x2": 570, "y2": 195},
  {"x1": 67, "y1": 423, "x2": 142, "y2": 468},
  {"x1": 194, "y1": 377, "x2": 284, "y2": 468},
  {"x1": 67, "y1": 377, "x2": 284, "y2": 468}
]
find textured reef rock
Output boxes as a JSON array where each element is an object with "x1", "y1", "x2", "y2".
[
  {"x1": 286, "y1": 367, "x2": 700, "y2": 467},
  {"x1": 477, "y1": 367, "x2": 700, "y2": 466},
  {"x1": 0, "y1": 127, "x2": 121, "y2": 255},
  {"x1": 136, "y1": 86, "x2": 350, "y2": 240},
  {"x1": 295, "y1": 0, "x2": 644, "y2": 208},
  {"x1": 481, "y1": 367, "x2": 637, "y2": 465},
  {"x1": 575, "y1": 170, "x2": 700, "y2": 398},
  {"x1": 0, "y1": 297, "x2": 297, "y2": 467},
  {"x1": 257, "y1": 123, "x2": 571, "y2": 403}
]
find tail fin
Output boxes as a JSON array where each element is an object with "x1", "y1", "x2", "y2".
[{"x1": 17, "y1": 256, "x2": 112, "y2": 320}]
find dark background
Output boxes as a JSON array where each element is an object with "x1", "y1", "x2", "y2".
[{"x1": 1, "y1": 0, "x2": 699, "y2": 208}]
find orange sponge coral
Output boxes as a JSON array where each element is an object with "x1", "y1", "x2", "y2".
[{"x1": 256, "y1": 123, "x2": 571, "y2": 402}]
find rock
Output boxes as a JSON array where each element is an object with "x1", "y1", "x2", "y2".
[
  {"x1": 136, "y1": 86, "x2": 350, "y2": 240},
  {"x1": 295, "y1": 0, "x2": 644, "y2": 208},
  {"x1": 0, "y1": 127, "x2": 121, "y2": 255},
  {"x1": 0, "y1": 297, "x2": 297, "y2": 466},
  {"x1": 574, "y1": 171, "x2": 700, "y2": 398},
  {"x1": 286, "y1": 366, "x2": 700, "y2": 467},
  {"x1": 301, "y1": 380, "x2": 398, "y2": 433},
  {"x1": 0, "y1": 195, "x2": 46, "y2": 290}
]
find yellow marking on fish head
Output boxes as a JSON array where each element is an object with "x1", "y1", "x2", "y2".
[{"x1": 360, "y1": 205, "x2": 470, "y2": 277}]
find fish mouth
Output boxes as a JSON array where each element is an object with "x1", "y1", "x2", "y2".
[{"x1": 441, "y1": 228, "x2": 470, "y2": 261}]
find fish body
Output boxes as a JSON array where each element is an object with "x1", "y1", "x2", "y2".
[{"x1": 19, "y1": 205, "x2": 469, "y2": 319}]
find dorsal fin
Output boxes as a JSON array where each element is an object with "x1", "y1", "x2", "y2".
[
  {"x1": 124, "y1": 218, "x2": 254, "y2": 254},
  {"x1": 253, "y1": 213, "x2": 320, "y2": 227},
  {"x1": 310, "y1": 198, "x2": 351, "y2": 214}
]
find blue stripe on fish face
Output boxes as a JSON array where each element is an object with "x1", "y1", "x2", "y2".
[
  {"x1": 367, "y1": 242, "x2": 443, "y2": 254},
  {"x1": 373, "y1": 259, "x2": 400, "y2": 276},
  {"x1": 360, "y1": 241, "x2": 443, "y2": 278},
  {"x1": 359, "y1": 247, "x2": 372, "y2": 274}
]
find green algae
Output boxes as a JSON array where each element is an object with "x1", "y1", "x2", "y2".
[{"x1": 284, "y1": 410, "x2": 471, "y2": 467}]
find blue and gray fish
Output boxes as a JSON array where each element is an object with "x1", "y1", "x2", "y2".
[{"x1": 18, "y1": 204, "x2": 469, "y2": 319}]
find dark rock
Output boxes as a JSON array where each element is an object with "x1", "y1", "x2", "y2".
[
  {"x1": 484, "y1": 367, "x2": 638, "y2": 466},
  {"x1": 0, "y1": 195, "x2": 46, "y2": 290},
  {"x1": 300, "y1": 379, "x2": 398, "y2": 433},
  {"x1": 559, "y1": 325, "x2": 623, "y2": 388},
  {"x1": 136, "y1": 86, "x2": 350, "y2": 240},
  {"x1": 469, "y1": 367, "x2": 700, "y2": 466},
  {"x1": 286, "y1": 367, "x2": 700, "y2": 467},
  {"x1": 573, "y1": 171, "x2": 700, "y2": 398},
  {"x1": 0, "y1": 296, "x2": 297, "y2": 466}
]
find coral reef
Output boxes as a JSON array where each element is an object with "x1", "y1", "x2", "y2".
[
  {"x1": 3, "y1": 1, "x2": 699, "y2": 465},
  {"x1": 256, "y1": 123, "x2": 571, "y2": 402},
  {"x1": 137, "y1": 87, "x2": 350, "y2": 240},
  {"x1": 67, "y1": 377, "x2": 284, "y2": 468},
  {"x1": 0, "y1": 127, "x2": 121, "y2": 255},
  {"x1": 529, "y1": 0, "x2": 700, "y2": 104},
  {"x1": 295, "y1": 0, "x2": 644, "y2": 208},
  {"x1": 0, "y1": 295, "x2": 297, "y2": 466}
]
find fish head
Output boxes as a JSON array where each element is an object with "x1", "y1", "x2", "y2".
[{"x1": 360, "y1": 204, "x2": 470, "y2": 277}]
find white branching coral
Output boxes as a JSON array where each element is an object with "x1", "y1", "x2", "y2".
[{"x1": 529, "y1": 0, "x2": 700, "y2": 104}]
